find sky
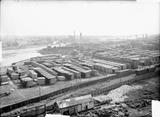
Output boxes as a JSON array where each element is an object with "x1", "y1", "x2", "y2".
[{"x1": 0, "y1": 1, "x2": 159, "y2": 36}]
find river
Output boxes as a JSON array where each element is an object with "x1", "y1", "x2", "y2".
[{"x1": 2, "y1": 46, "x2": 45, "y2": 66}]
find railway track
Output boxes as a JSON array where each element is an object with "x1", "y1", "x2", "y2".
[{"x1": 1, "y1": 70, "x2": 159, "y2": 117}]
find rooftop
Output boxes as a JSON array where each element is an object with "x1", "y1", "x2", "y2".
[{"x1": 56, "y1": 94, "x2": 93, "y2": 109}]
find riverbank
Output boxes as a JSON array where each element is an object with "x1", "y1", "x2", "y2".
[{"x1": 2, "y1": 46, "x2": 45, "y2": 66}]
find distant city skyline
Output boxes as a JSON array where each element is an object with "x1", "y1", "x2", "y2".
[{"x1": 1, "y1": 1, "x2": 159, "y2": 36}]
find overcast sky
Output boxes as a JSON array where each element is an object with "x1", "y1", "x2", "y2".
[{"x1": 0, "y1": 1, "x2": 159, "y2": 36}]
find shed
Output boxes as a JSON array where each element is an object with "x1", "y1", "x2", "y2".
[{"x1": 54, "y1": 94, "x2": 94, "y2": 115}]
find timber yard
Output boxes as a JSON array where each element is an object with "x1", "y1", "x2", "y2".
[{"x1": 0, "y1": 35, "x2": 160, "y2": 117}]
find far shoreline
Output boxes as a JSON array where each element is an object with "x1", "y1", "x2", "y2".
[{"x1": 2, "y1": 45, "x2": 46, "y2": 51}]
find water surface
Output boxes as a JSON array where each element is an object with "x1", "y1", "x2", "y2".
[{"x1": 2, "y1": 46, "x2": 45, "y2": 66}]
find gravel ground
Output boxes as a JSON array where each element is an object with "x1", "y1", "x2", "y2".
[{"x1": 73, "y1": 76, "x2": 160, "y2": 117}]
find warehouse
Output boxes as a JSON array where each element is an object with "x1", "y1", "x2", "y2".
[
  {"x1": 104, "y1": 60, "x2": 126, "y2": 70},
  {"x1": 52, "y1": 67, "x2": 74, "y2": 80},
  {"x1": 54, "y1": 94, "x2": 94, "y2": 115},
  {"x1": 149, "y1": 54, "x2": 160, "y2": 65},
  {"x1": 94, "y1": 53, "x2": 138, "y2": 69},
  {"x1": 30, "y1": 54, "x2": 61, "y2": 61},
  {"x1": 34, "y1": 67, "x2": 57, "y2": 84},
  {"x1": 0, "y1": 75, "x2": 9, "y2": 85},
  {"x1": 10, "y1": 72, "x2": 19, "y2": 80},
  {"x1": 42, "y1": 62, "x2": 54, "y2": 68},
  {"x1": 17, "y1": 69, "x2": 26, "y2": 76},
  {"x1": 81, "y1": 66, "x2": 91, "y2": 70},
  {"x1": 28, "y1": 70, "x2": 37, "y2": 79},
  {"x1": 62, "y1": 67, "x2": 81, "y2": 79},
  {"x1": 92, "y1": 59, "x2": 126, "y2": 70},
  {"x1": 139, "y1": 57, "x2": 151, "y2": 66},
  {"x1": 7, "y1": 67, "x2": 14, "y2": 76},
  {"x1": 37, "y1": 77, "x2": 46, "y2": 85},
  {"x1": 31, "y1": 61, "x2": 58, "y2": 76},
  {"x1": 45, "y1": 75, "x2": 57, "y2": 85},
  {"x1": 24, "y1": 61, "x2": 32, "y2": 65},
  {"x1": 21, "y1": 77, "x2": 35, "y2": 87},
  {"x1": 80, "y1": 62, "x2": 94, "y2": 69},
  {"x1": 93, "y1": 63, "x2": 119, "y2": 73},
  {"x1": 64, "y1": 63, "x2": 91, "y2": 78},
  {"x1": 33, "y1": 67, "x2": 44, "y2": 77},
  {"x1": 57, "y1": 76, "x2": 66, "y2": 81}
]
